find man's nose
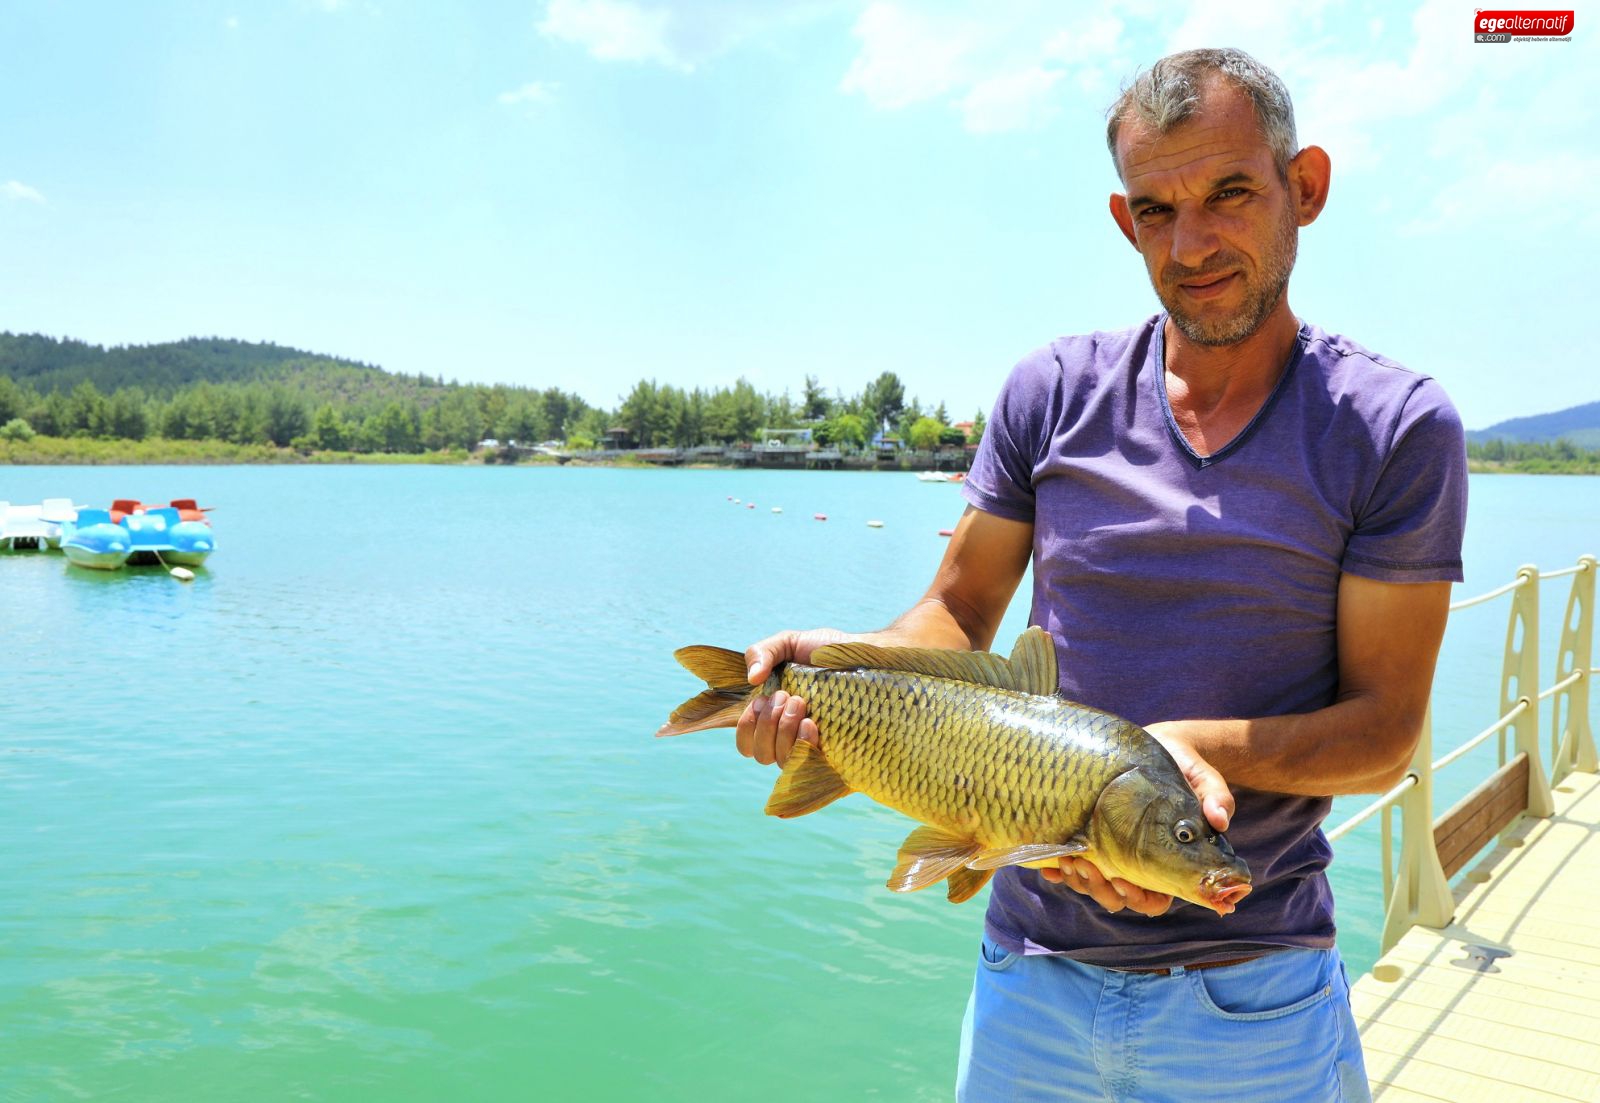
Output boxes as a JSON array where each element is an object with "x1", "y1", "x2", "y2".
[{"x1": 1169, "y1": 208, "x2": 1221, "y2": 270}]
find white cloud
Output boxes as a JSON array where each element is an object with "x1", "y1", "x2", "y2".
[
  {"x1": 499, "y1": 81, "x2": 560, "y2": 107},
  {"x1": 539, "y1": 0, "x2": 684, "y2": 70},
  {"x1": 959, "y1": 67, "x2": 1063, "y2": 133},
  {"x1": 838, "y1": 2, "x2": 1126, "y2": 134},
  {"x1": 839, "y1": 4, "x2": 979, "y2": 110},
  {"x1": 3, "y1": 181, "x2": 44, "y2": 203},
  {"x1": 1403, "y1": 153, "x2": 1600, "y2": 235},
  {"x1": 538, "y1": 0, "x2": 850, "y2": 72}
]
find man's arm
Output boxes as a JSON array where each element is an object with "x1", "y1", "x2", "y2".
[
  {"x1": 1048, "y1": 572, "x2": 1452, "y2": 915},
  {"x1": 1150, "y1": 573, "x2": 1453, "y2": 796},
  {"x1": 735, "y1": 505, "x2": 1032, "y2": 766}
]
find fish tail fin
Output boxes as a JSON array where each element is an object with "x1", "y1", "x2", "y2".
[{"x1": 656, "y1": 645, "x2": 755, "y2": 736}]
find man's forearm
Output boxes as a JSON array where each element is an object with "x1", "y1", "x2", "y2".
[
  {"x1": 1151, "y1": 691, "x2": 1423, "y2": 798},
  {"x1": 874, "y1": 598, "x2": 989, "y2": 651}
]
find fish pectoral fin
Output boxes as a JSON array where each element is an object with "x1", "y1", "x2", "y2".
[
  {"x1": 967, "y1": 839, "x2": 1089, "y2": 871},
  {"x1": 945, "y1": 865, "x2": 994, "y2": 904},
  {"x1": 763, "y1": 740, "x2": 852, "y2": 819},
  {"x1": 887, "y1": 826, "x2": 981, "y2": 893}
]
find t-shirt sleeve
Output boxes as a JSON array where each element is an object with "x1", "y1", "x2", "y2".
[
  {"x1": 1341, "y1": 378, "x2": 1467, "y2": 583},
  {"x1": 961, "y1": 351, "x2": 1052, "y2": 523}
]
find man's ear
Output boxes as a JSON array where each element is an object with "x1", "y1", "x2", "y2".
[
  {"x1": 1109, "y1": 193, "x2": 1138, "y2": 247},
  {"x1": 1288, "y1": 146, "x2": 1331, "y2": 227}
]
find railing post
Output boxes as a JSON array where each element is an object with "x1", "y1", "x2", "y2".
[
  {"x1": 1553, "y1": 555, "x2": 1598, "y2": 781},
  {"x1": 1381, "y1": 704, "x2": 1453, "y2": 953},
  {"x1": 1503, "y1": 565, "x2": 1555, "y2": 818}
]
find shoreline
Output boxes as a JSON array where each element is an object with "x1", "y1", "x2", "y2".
[{"x1": 2, "y1": 437, "x2": 1595, "y2": 475}]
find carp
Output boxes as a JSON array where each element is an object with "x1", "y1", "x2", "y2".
[{"x1": 658, "y1": 627, "x2": 1251, "y2": 915}]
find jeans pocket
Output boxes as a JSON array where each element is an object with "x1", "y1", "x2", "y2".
[
  {"x1": 1188, "y1": 950, "x2": 1335, "y2": 1022},
  {"x1": 978, "y1": 936, "x2": 1019, "y2": 971}
]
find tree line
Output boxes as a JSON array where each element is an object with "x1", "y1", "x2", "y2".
[
  {"x1": 0, "y1": 373, "x2": 595, "y2": 454},
  {"x1": 607, "y1": 372, "x2": 983, "y2": 453},
  {"x1": 0, "y1": 339, "x2": 985, "y2": 455},
  {"x1": 1467, "y1": 438, "x2": 1600, "y2": 474}
]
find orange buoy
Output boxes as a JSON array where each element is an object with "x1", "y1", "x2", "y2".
[
  {"x1": 939, "y1": 529, "x2": 954, "y2": 537},
  {"x1": 813, "y1": 513, "x2": 827, "y2": 521}
]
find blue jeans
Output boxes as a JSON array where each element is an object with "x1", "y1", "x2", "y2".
[{"x1": 956, "y1": 941, "x2": 1370, "y2": 1102}]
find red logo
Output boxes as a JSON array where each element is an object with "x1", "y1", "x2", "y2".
[{"x1": 1474, "y1": 9, "x2": 1575, "y2": 35}]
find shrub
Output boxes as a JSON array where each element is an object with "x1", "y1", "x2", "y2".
[{"x1": 0, "y1": 417, "x2": 36, "y2": 441}]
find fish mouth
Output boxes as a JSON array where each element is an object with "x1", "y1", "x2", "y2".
[{"x1": 1198, "y1": 868, "x2": 1253, "y2": 916}]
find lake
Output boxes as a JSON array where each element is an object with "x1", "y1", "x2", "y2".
[{"x1": 2, "y1": 465, "x2": 1595, "y2": 1101}]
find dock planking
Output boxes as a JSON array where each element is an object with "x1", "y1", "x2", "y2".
[{"x1": 1352, "y1": 769, "x2": 1600, "y2": 1102}]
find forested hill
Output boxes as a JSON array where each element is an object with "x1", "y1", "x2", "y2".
[
  {"x1": 0, "y1": 333, "x2": 414, "y2": 404},
  {"x1": 1468, "y1": 399, "x2": 1600, "y2": 450},
  {"x1": 0, "y1": 332, "x2": 596, "y2": 452}
]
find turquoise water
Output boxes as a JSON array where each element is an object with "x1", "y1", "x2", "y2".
[{"x1": 1, "y1": 466, "x2": 1595, "y2": 1101}]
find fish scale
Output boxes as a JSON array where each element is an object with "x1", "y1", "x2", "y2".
[
  {"x1": 778, "y1": 664, "x2": 1133, "y2": 848},
  {"x1": 658, "y1": 627, "x2": 1252, "y2": 911}
]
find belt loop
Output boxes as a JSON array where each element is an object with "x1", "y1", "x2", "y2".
[{"x1": 1167, "y1": 965, "x2": 1186, "y2": 977}]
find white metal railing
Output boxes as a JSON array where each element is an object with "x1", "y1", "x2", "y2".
[{"x1": 1324, "y1": 555, "x2": 1598, "y2": 952}]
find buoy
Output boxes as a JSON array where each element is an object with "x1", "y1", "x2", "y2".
[
  {"x1": 732, "y1": 498, "x2": 741, "y2": 504},
  {"x1": 813, "y1": 513, "x2": 827, "y2": 521},
  {"x1": 867, "y1": 520, "x2": 884, "y2": 528},
  {"x1": 747, "y1": 503, "x2": 755, "y2": 509},
  {"x1": 938, "y1": 529, "x2": 954, "y2": 537},
  {"x1": 771, "y1": 507, "x2": 782, "y2": 513},
  {"x1": 150, "y1": 549, "x2": 196, "y2": 582}
]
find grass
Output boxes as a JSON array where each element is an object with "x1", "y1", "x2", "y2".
[{"x1": 0, "y1": 436, "x2": 474, "y2": 465}]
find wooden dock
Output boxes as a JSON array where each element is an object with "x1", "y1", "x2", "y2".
[{"x1": 1351, "y1": 768, "x2": 1600, "y2": 1102}]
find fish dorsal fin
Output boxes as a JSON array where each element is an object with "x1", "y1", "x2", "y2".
[
  {"x1": 1006, "y1": 627, "x2": 1059, "y2": 696},
  {"x1": 809, "y1": 626, "x2": 1058, "y2": 696}
]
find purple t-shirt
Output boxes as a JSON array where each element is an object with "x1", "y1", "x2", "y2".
[{"x1": 962, "y1": 314, "x2": 1467, "y2": 968}]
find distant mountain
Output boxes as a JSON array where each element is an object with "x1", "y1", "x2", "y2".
[{"x1": 1467, "y1": 400, "x2": 1600, "y2": 450}]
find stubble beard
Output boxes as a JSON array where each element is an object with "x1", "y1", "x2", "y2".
[{"x1": 1156, "y1": 209, "x2": 1299, "y2": 347}]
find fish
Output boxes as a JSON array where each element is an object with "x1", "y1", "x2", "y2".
[{"x1": 656, "y1": 626, "x2": 1252, "y2": 915}]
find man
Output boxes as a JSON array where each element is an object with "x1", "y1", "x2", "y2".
[{"x1": 737, "y1": 48, "x2": 1466, "y2": 1102}]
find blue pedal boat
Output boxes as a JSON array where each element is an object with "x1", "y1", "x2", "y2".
[
  {"x1": 60, "y1": 508, "x2": 134, "y2": 570},
  {"x1": 122, "y1": 506, "x2": 216, "y2": 567}
]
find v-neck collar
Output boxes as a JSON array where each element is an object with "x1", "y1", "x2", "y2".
[{"x1": 1152, "y1": 317, "x2": 1307, "y2": 470}]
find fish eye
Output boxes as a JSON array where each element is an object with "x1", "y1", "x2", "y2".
[{"x1": 1174, "y1": 820, "x2": 1198, "y2": 844}]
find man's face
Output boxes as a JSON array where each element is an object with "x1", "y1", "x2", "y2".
[{"x1": 1114, "y1": 79, "x2": 1299, "y2": 347}]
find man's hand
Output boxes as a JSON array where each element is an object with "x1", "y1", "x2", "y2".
[
  {"x1": 735, "y1": 508, "x2": 1033, "y2": 769},
  {"x1": 1040, "y1": 723, "x2": 1234, "y2": 916},
  {"x1": 736, "y1": 628, "x2": 853, "y2": 766},
  {"x1": 1040, "y1": 859, "x2": 1175, "y2": 917},
  {"x1": 1145, "y1": 721, "x2": 1235, "y2": 834}
]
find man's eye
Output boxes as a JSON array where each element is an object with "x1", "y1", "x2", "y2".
[{"x1": 1215, "y1": 188, "x2": 1245, "y2": 200}]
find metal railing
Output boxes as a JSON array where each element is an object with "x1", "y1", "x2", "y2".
[{"x1": 1324, "y1": 555, "x2": 1598, "y2": 952}]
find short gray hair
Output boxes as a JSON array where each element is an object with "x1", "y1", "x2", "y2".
[{"x1": 1105, "y1": 48, "x2": 1298, "y2": 180}]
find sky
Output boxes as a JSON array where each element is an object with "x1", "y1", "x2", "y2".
[{"x1": 1, "y1": 0, "x2": 1594, "y2": 429}]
